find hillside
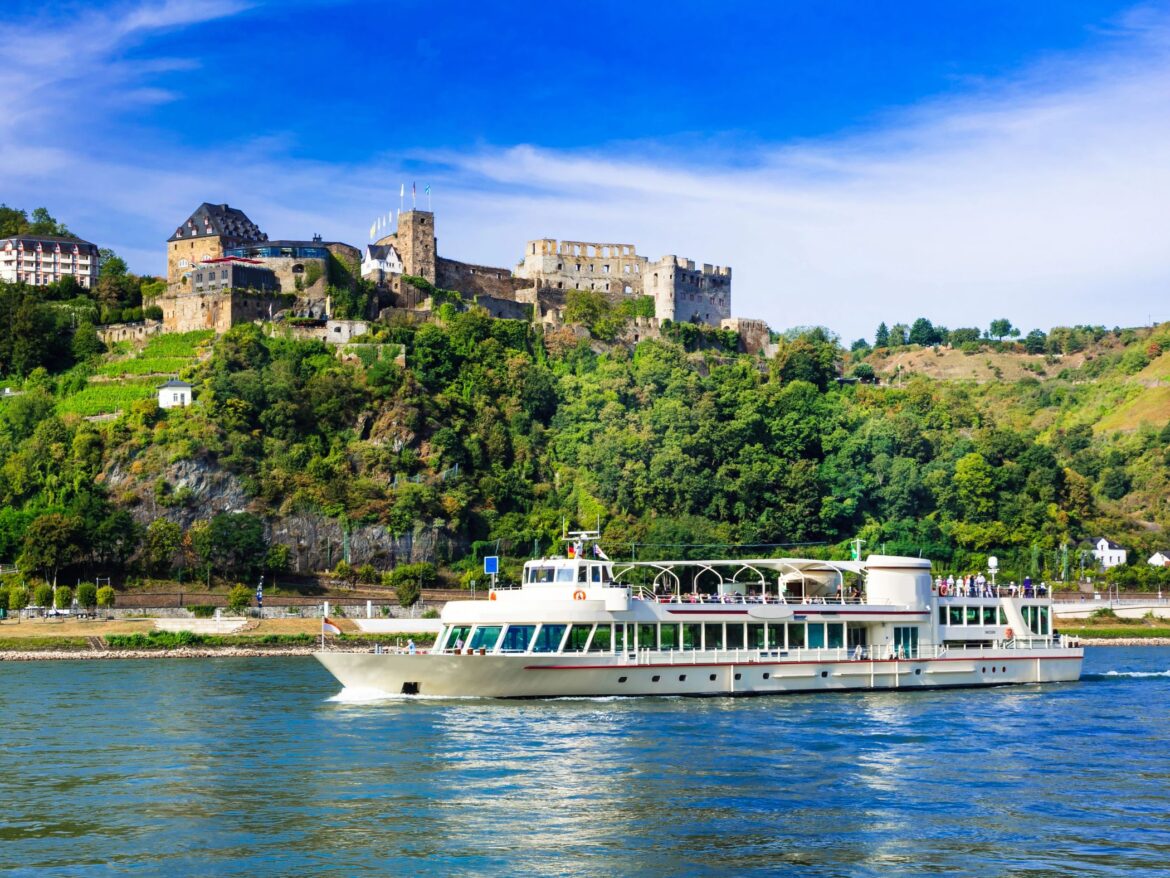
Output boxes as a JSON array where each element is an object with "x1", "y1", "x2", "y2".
[{"x1": 1, "y1": 288, "x2": 1169, "y2": 607}]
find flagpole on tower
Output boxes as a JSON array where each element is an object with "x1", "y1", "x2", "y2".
[{"x1": 399, "y1": 183, "x2": 404, "y2": 214}]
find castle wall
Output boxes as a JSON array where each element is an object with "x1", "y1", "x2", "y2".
[
  {"x1": 436, "y1": 256, "x2": 530, "y2": 299},
  {"x1": 473, "y1": 295, "x2": 533, "y2": 321},
  {"x1": 161, "y1": 290, "x2": 282, "y2": 334},
  {"x1": 97, "y1": 320, "x2": 165, "y2": 345},
  {"x1": 515, "y1": 238, "x2": 647, "y2": 295},
  {"x1": 644, "y1": 256, "x2": 731, "y2": 325}
]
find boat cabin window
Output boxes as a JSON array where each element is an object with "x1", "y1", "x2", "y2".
[
  {"x1": 827, "y1": 623, "x2": 845, "y2": 649},
  {"x1": 591, "y1": 565, "x2": 602, "y2": 583},
  {"x1": 807, "y1": 623, "x2": 825, "y2": 649},
  {"x1": 445, "y1": 625, "x2": 472, "y2": 650},
  {"x1": 982, "y1": 607, "x2": 997, "y2": 625},
  {"x1": 948, "y1": 606, "x2": 963, "y2": 626},
  {"x1": 965, "y1": 607, "x2": 979, "y2": 625},
  {"x1": 787, "y1": 623, "x2": 806, "y2": 649},
  {"x1": 682, "y1": 623, "x2": 701, "y2": 650},
  {"x1": 469, "y1": 626, "x2": 502, "y2": 652},
  {"x1": 998, "y1": 606, "x2": 1008, "y2": 625},
  {"x1": 747, "y1": 624, "x2": 765, "y2": 650},
  {"x1": 725, "y1": 623, "x2": 744, "y2": 650},
  {"x1": 893, "y1": 626, "x2": 919, "y2": 657},
  {"x1": 556, "y1": 567, "x2": 575, "y2": 583},
  {"x1": 578, "y1": 566, "x2": 588, "y2": 583},
  {"x1": 588, "y1": 624, "x2": 612, "y2": 653},
  {"x1": 564, "y1": 624, "x2": 592, "y2": 652},
  {"x1": 660, "y1": 624, "x2": 679, "y2": 650},
  {"x1": 529, "y1": 567, "x2": 555, "y2": 584},
  {"x1": 532, "y1": 624, "x2": 566, "y2": 653},
  {"x1": 704, "y1": 623, "x2": 723, "y2": 650},
  {"x1": 500, "y1": 625, "x2": 536, "y2": 653},
  {"x1": 637, "y1": 624, "x2": 656, "y2": 649}
]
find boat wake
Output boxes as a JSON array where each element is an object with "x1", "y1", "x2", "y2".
[
  {"x1": 1087, "y1": 669, "x2": 1170, "y2": 680},
  {"x1": 327, "y1": 686, "x2": 398, "y2": 703}
]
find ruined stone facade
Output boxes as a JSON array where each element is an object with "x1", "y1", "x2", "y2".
[
  {"x1": 514, "y1": 238, "x2": 731, "y2": 326},
  {"x1": 161, "y1": 290, "x2": 284, "y2": 334}
]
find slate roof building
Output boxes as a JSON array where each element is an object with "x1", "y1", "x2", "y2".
[{"x1": 167, "y1": 203, "x2": 266, "y2": 286}]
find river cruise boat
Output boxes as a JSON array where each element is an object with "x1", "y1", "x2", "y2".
[{"x1": 314, "y1": 533, "x2": 1083, "y2": 698}]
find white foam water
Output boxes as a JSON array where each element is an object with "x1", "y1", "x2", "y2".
[{"x1": 1100, "y1": 669, "x2": 1170, "y2": 678}]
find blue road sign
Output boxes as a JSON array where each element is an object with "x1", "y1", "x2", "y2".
[{"x1": 484, "y1": 556, "x2": 499, "y2": 575}]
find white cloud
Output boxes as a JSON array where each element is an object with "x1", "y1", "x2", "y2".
[{"x1": 3, "y1": 2, "x2": 1169, "y2": 341}]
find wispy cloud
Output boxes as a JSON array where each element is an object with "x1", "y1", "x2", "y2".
[{"x1": 3, "y1": 2, "x2": 1169, "y2": 340}]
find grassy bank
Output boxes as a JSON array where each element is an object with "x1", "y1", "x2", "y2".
[{"x1": 1061, "y1": 627, "x2": 1170, "y2": 640}]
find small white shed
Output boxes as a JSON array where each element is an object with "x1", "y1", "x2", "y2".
[{"x1": 158, "y1": 378, "x2": 192, "y2": 409}]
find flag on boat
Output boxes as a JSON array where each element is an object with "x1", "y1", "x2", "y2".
[
  {"x1": 567, "y1": 543, "x2": 576, "y2": 558},
  {"x1": 322, "y1": 617, "x2": 342, "y2": 635},
  {"x1": 593, "y1": 543, "x2": 609, "y2": 561}
]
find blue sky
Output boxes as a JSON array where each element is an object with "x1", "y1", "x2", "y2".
[{"x1": 3, "y1": 0, "x2": 1169, "y2": 340}]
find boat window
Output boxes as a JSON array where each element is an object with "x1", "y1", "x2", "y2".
[
  {"x1": 445, "y1": 625, "x2": 472, "y2": 651},
  {"x1": 1039, "y1": 606, "x2": 1050, "y2": 634},
  {"x1": 704, "y1": 623, "x2": 723, "y2": 651},
  {"x1": 589, "y1": 624, "x2": 612, "y2": 653},
  {"x1": 893, "y1": 626, "x2": 919, "y2": 658},
  {"x1": 827, "y1": 623, "x2": 844, "y2": 649},
  {"x1": 765, "y1": 623, "x2": 782, "y2": 650},
  {"x1": 591, "y1": 565, "x2": 602, "y2": 583},
  {"x1": 682, "y1": 623, "x2": 701, "y2": 650},
  {"x1": 747, "y1": 624, "x2": 765, "y2": 650},
  {"x1": 600, "y1": 566, "x2": 612, "y2": 583},
  {"x1": 556, "y1": 567, "x2": 575, "y2": 583},
  {"x1": 847, "y1": 626, "x2": 866, "y2": 649},
  {"x1": 948, "y1": 606, "x2": 963, "y2": 626},
  {"x1": 998, "y1": 606, "x2": 1007, "y2": 625},
  {"x1": 531, "y1": 567, "x2": 555, "y2": 584},
  {"x1": 614, "y1": 625, "x2": 626, "y2": 653},
  {"x1": 807, "y1": 623, "x2": 825, "y2": 649},
  {"x1": 469, "y1": 626, "x2": 502, "y2": 652},
  {"x1": 938, "y1": 608, "x2": 947, "y2": 625},
  {"x1": 531, "y1": 624, "x2": 566, "y2": 653},
  {"x1": 725, "y1": 623, "x2": 744, "y2": 650},
  {"x1": 660, "y1": 624, "x2": 679, "y2": 650},
  {"x1": 982, "y1": 607, "x2": 997, "y2": 625},
  {"x1": 787, "y1": 623, "x2": 805, "y2": 649},
  {"x1": 499, "y1": 625, "x2": 536, "y2": 653},
  {"x1": 637, "y1": 624, "x2": 656, "y2": 649},
  {"x1": 965, "y1": 607, "x2": 979, "y2": 625},
  {"x1": 577, "y1": 565, "x2": 588, "y2": 582},
  {"x1": 564, "y1": 624, "x2": 592, "y2": 652}
]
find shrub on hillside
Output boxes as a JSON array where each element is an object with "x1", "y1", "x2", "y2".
[{"x1": 226, "y1": 584, "x2": 253, "y2": 615}]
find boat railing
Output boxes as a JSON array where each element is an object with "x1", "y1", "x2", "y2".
[
  {"x1": 631, "y1": 589, "x2": 866, "y2": 606},
  {"x1": 619, "y1": 640, "x2": 1063, "y2": 664},
  {"x1": 937, "y1": 585, "x2": 1050, "y2": 599}
]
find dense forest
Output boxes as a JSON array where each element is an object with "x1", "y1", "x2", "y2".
[{"x1": 1, "y1": 206, "x2": 1169, "y2": 603}]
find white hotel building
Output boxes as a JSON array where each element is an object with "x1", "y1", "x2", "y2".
[{"x1": 0, "y1": 235, "x2": 100, "y2": 288}]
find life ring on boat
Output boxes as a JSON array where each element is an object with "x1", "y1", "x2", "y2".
[
  {"x1": 1004, "y1": 627, "x2": 1013, "y2": 639},
  {"x1": 489, "y1": 591, "x2": 497, "y2": 601},
  {"x1": 573, "y1": 589, "x2": 586, "y2": 601}
]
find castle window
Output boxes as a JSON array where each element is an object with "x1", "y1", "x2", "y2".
[
  {"x1": 575, "y1": 264, "x2": 580, "y2": 272},
  {"x1": 603, "y1": 264, "x2": 610, "y2": 274},
  {"x1": 624, "y1": 265, "x2": 631, "y2": 274},
  {"x1": 557, "y1": 263, "x2": 562, "y2": 270}
]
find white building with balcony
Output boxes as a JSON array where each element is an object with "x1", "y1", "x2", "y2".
[{"x1": 0, "y1": 235, "x2": 100, "y2": 288}]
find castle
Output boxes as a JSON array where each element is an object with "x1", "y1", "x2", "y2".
[{"x1": 156, "y1": 201, "x2": 737, "y2": 337}]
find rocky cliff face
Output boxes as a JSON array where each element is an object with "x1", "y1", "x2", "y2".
[{"x1": 104, "y1": 455, "x2": 465, "y2": 572}]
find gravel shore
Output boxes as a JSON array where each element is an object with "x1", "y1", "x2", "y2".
[{"x1": 0, "y1": 647, "x2": 320, "y2": 661}]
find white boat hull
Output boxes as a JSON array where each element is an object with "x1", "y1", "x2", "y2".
[{"x1": 314, "y1": 648, "x2": 1084, "y2": 699}]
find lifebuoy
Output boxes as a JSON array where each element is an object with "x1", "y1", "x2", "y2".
[
  {"x1": 489, "y1": 591, "x2": 497, "y2": 601},
  {"x1": 573, "y1": 589, "x2": 586, "y2": 601},
  {"x1": 1004, "y1": 627, "x2": 1013, "y2": 639}
]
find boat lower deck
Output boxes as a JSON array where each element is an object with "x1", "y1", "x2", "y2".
[{"x1": 314, "y1": 646, "x2": 1084, "y2": 699}]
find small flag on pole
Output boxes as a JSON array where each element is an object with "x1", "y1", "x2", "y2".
[
  {"x1": 322, "y1": 617, "x2": 342, "y2": 635},
  {"x1": 400, "y1": 183, "x2": 405, "y2": 198},
  {"x1": 424, "y1": 184, "x2": 431, "y2": 195}
]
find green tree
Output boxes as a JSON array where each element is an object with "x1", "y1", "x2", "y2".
[
  {"x1": 226, "y1": 584, "x2": 253, "y2": 615},
  {"x1": 143, "y1": 519, "x2": 183, "y2": 575},
  {"x1": 76, "y1": 582, "x2": 98, "y2": 611},
  {"x1": 874, "y1": 322, "x2": 890, "y2": 348},
  {"x1": 96, "y1": 585, "x2": 115, "y2": 613},
  {"x1": 1023, "y1": 329, "x2": 1047, "y2": 354},
  {"x1": 989, "y1": 318, "x2": 1014, "y2": 341},
  {"x1": 33, "y1": 582, "x2": 53, "y2": 608},
  {"x1": 71, "y1": 320, "x2": 105, "y2": 360},
  {"x1": 9, "y1": 584, "x2": 30, "y2": 612},
  {"x1": 19, "y1": 513, "x2": 81, "y2": 585},
  {"x1": 54, "y1": 585, "x2": 73, "y2": 610},
  {"x1": 908, "y1": 318, "x2": 938, "y2": 346}
]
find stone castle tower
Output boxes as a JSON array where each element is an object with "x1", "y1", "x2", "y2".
[{"x1": 387, "y1": 210, "x2": 436, "y2": 283}]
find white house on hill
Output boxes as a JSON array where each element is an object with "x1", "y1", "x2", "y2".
[
  {"x1": 1149, "y1": 550, "x2": 1170, "y2": 567},
  {"x1": 158, "y1": 379, "x2": 192, "y2": 409},
  {"x1": 1091, "y1": 537, "x2": 1127, "y2": 569}
]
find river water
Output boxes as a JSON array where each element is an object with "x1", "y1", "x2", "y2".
[{"x1": 1, "y1": 647, "x2": 1168, "y2": 877}]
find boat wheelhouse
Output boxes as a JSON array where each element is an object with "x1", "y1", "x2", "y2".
[{"x1": 314, "y1": 533, "x2": 1082, "y2": 698}]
